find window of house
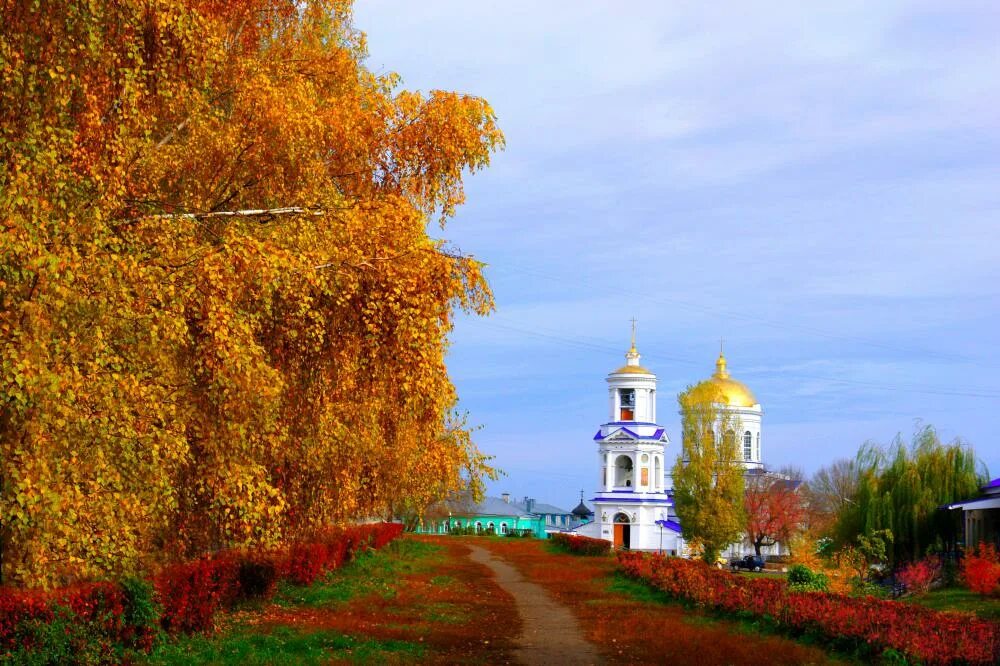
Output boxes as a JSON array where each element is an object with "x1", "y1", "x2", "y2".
[
  {"x1": 500, "y1": 522, "x2": 508, "y2": 535},
  {"x1": 744, "y1": 431, "x2": 753, "y2": 460},
  {"x1": 475, "y1": 521, "x2": 483, "y2": 534},
  {"x1": 619, "y1": 388, "x2": 635, "y2": 420}
]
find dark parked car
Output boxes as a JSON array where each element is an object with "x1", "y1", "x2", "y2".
[{"x1": 729, "y1": 555, "x2": 766, "y2": 572}]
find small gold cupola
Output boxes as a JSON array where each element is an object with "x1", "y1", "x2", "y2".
[
  {"x1": 611, "y1": 318, "x2": 652, "y2": 375},
  {"x1": 705, "y1": 346, "x2": 757, "y2": 407}
]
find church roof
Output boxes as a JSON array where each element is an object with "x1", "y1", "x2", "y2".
[
  {"x1": 655, "y1": 519, "x2": 682, "y2": 533},
  {"x1": 593, "y1": 427, "x2": 666, "y2": 441},
  {"x1": 610, "y1": 364, "x2": 653, "y2": 375},
  {"x1": 700, "y1": 352, "x2": 757, "y2": 407},
  {"x1": 609, "y1": 337, "x2": 654, "y2": 376},
  {"x1": 571, "y1": 500, "x2": 593, "y2": 517}
]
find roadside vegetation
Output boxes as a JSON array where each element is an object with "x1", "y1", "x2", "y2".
[{"x1": 145, "y1": 537, "x2": 518, "y2": 665}]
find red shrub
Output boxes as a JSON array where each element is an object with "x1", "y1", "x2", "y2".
[
  {"x1": 897, "y1": 556, "x2": 941, "y2": 596},
  {"x1": 153, "y1": 556, "x2": 239, "y2": 633},
  {"x1": 550, "y1": 533, "x2": 610, "y2": 556},
  {"x1": 0, "y1": 589, "x2": 53, "y2": 651},
  {"x1": 0, "y1": 582, "x2": 131, "y2": 653},
  {"x1": 283, "y1": 542, "x2": 329, "y2": 586},
  {"x1": 0, "y1": 521, "x2": 405, "y2": 650},
  {"x1": 619, "y1": 551, "x2": 1000, "y2": 665},
  {"x1": 962, "y1": 542, "x2": 1000, "y2": 597}
]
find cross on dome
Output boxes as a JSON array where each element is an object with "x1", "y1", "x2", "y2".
[{"x1": 614, "y1": 318, "x2": 652, "y2": 374}]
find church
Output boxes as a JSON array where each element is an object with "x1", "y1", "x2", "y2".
[{"x1": 576, "y1": 331, "x2": 777, "y2": 557}]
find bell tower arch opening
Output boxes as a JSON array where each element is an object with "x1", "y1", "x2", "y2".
[{"x1": 614, "y1": 455, "x2": 634, "y2": 488}]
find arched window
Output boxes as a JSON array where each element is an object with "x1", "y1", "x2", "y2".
[
  {"x1": 743, "y1": 431, "x2": 753, "y2": 460},
  {"x1": 500, "y1": 522, "x2": 508, "y2": 535},
  {"x1": 614, "y1": 455, "x2": 634, "y2": 487},
  {"x1": 475, "y1": 521, "x2": 483, "y2": 534},
  {"x1": 653, "y1": 455, "x2": 662, "y2": 490}
]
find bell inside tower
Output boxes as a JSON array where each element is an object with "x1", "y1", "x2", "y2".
[{"x1": 619, "y1": 388, "x2": 635, "y2": 420}]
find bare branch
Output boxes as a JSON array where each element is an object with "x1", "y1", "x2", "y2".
[{"x1": 125, "y1": 206, "x2": 326, "y2": 223}]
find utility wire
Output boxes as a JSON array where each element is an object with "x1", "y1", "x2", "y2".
[
  {"x1": 489, "y1": 263, "x2": 976, "y2": 364},
  {"x1": 471, "y1": 318, "x2": 1000, "y2": 400}
]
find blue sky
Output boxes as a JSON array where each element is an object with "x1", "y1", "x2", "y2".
[{"x1": 354, "y1": 1, "x2": 1000, "y2": 509}]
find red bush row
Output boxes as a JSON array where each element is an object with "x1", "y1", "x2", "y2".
[
  {"x1": 618, "y1": 551, "x2": 1000, "y2": 666},
  {"x1": 550, "y1": 532, "x2": 610, "y2": 556},
  {"x1": 155, "y1": 522, "x2": 404, "y2": 632},
  {"x1": 0, "y1": 522, "x2": 404, "y2": 652},
  {"x1": 0, "y1": 582, "x2": 132, "y2": 653}
]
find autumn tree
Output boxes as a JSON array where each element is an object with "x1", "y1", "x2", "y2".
[
  {"x1": 744, "y1": 471, "x2": 806, "y2": 558},
  {"x1": 672, "y1": 383, "x2": 746, "y2": 564},
  {"x1": 0, "y1": 0, "x2": 502, "y2": 586},
  {"x1": 832, "y1": 426, "x2": 985, "y2": 565},
  {"x1": 805, "y1": 458, "x2": 860, "y2": 538}
]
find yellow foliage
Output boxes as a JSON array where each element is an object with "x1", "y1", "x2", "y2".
[{"x1": 0, "y1": 0, "x2": 502, "y2": 586}]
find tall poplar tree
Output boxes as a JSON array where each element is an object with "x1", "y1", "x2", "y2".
[{"x1": 672, "y1": 383, "x2": 746, "y2": 563}]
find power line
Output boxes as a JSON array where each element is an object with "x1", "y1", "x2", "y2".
[
  {"x1": 489, "y1": 263, "x2": 977, "y2": 364},
  {"x1": 471, "y1": 318, "x2": 1000, "y2": 400}
]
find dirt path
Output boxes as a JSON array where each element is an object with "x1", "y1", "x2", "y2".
[{"x1": 467, "y1": 545, "x2": 603, "y2": 666}]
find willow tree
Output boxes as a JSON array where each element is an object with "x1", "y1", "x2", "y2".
[
  {"x1": 1, "y1": 0, "x2": 502, "y2": 586},
  {"x1": 832, "y1": 425, "x2": 985, "y2": 564},
  {"x1": 672, "y1": 382, "x2": 746, "y2": 564}
]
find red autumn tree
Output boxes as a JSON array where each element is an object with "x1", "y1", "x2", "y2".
[{"x1": 744, "y1": 472, "x2": 806, "y2": 558}]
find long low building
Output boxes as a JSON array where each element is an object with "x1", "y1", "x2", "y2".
[{"x1": 414, "y1": 493, "x2": 594, "y2": 539}]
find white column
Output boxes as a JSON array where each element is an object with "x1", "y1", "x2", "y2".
[{"x1": 605, "y1": 450, "x2": 613, "y2": 489}]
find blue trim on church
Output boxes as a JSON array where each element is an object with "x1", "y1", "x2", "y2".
[
  {"x1": 593, "y1": 427, "x2": 666, "y2": 441},
  {"x1": 591, "y1": 497, "x2": 673, "y2": 504},
  {"x1": 655, "y1": 519, "x2": 683, "y2": 533}
]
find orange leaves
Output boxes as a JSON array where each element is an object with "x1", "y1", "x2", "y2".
[{"x1": 1, "y1": 1, "x2": 499, "y2": 586}]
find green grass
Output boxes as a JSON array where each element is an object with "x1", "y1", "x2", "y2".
[
  {"x1": 142, "y1": 539, "x2": 445, "y2": 665},
  {"x1": 273, "y1": 538, "x2": 443, "y2": 608},
  {"x1": 606, "y1": 570, "x2": 677, "y2": 606},
  {"x1": 145, "y1": 625, "x2": 424, "y2": 665},
  {"x1": 906, "y1": 586, "x2": 1000, "y2": 620}
]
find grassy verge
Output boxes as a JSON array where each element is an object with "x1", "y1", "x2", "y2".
[
  {"x1": 145, "y1": 625, "x2": 425, "y2": 665},
  {"x1": 143, "y1": 537, "x2": 517, "y2": 665},
  {"x1": 272, "y1": 538, "x2": 443, "y2": 608},
  {"x1": 906, "y1": 586, "x2": 1000, "y2": 621}
]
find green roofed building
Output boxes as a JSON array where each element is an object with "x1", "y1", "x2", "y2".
[{"x1": 414, "y1": 494, "x2": 547, "y2": 538}]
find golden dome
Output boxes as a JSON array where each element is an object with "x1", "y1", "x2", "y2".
[
  {"x1": 704, "y1": 353, "x2": 757, "y2": 407},
  {"x1": 611, "y1": 336, "x2": 654, "y2": 375},
  {"x1": 612, "y1": 364, "x2": 653, "y2": 375}
]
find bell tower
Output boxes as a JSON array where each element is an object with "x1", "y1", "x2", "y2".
[{"x1": 590, "y1": 325, "x2": 676, "y2": 551}]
